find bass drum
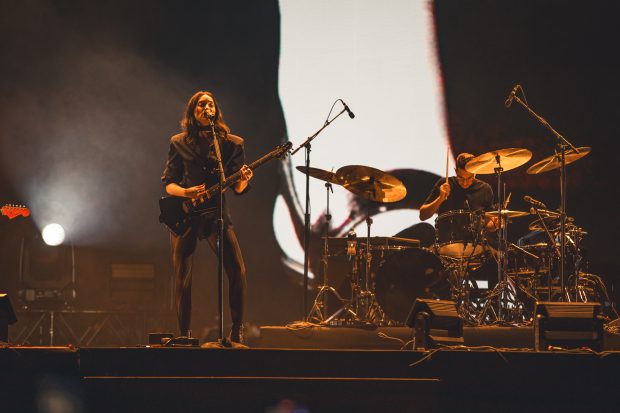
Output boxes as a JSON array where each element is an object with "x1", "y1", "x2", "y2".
[{"x1": 375, "y1": 248, "x2": 449, "y2": 324}]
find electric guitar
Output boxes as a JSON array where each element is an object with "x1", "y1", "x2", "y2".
[
  {"x1": 1, "y1": 204, "x2": 30, "y2": 219},
  {"x1": 159, "y1": 141, "x2": 292, "y2": 236}
]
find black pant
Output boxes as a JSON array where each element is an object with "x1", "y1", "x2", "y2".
[{"x1": 170, "y1": 223, "x2": 247, "y2": 336}]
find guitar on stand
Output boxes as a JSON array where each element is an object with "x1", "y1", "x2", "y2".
[
  {"x1": 159, "y1": 142, "x2": 292, "y2": 236},
  {"x1": 1, "y1": 204, "x2": 30, "y2": 220}
]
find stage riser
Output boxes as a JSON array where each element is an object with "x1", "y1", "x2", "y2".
[{"x1": 2, "y1": 347, "x2": 620, "y2": 412}]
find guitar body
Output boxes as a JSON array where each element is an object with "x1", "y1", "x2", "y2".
[
  {"x1": 158, "y1": 196, "x2": 193, "y2": 236},
  {"x1": 158, "y1": 141, "x2": 291, "y2": 236}
]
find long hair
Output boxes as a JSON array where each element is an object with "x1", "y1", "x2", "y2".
[{"x1": 181, "y1": 91, "x2": 231, "y2": 141}]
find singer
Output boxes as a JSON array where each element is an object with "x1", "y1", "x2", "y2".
[
  {"x1": 161, "y1": 91, "x2": 253, "y2": 344},
  {"x1": 419, "y1": 153, "x2": 497, "y2": 231}
]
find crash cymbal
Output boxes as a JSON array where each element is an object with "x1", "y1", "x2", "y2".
[
  {"x1": 336, "y1": 165, "x2": 407, "y2": 203},
  {"x1": 485, "y1": 209, "x2": 530, "y2": 218},
  {"x1": 465, "y1": 148, "x2": 532, "y2": 174},
  {"x1": 526, "y1": 147, "x2": 591, "y2": 174},
  {"x1": 296, "y1": 166, "x2": 343, "y2": 185}
]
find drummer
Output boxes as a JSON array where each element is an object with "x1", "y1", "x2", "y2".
[{"x1": 419, "y1": 153, "x2": 498, "y2": 231}]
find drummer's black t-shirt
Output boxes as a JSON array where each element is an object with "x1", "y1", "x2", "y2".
[{"x1": 424, "y1": 176, "x2": 494, "y2": 216}]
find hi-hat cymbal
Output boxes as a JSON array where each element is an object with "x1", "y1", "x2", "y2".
[
  {"x1": 336, "y1": 165, "x2": 407, "y2": 203},
  {"x1": 296, "y1": 166, "x2": 342, "y2": 185},
  {"x1": 465, "y1": 148, "x2": 532, "y2": 174},
  {"x1": 526, "y1": 147, "x2": 591, "y2": 174},
  {"x1": 485, "y1": 209, "x2": 530, "y2": 218},
  {"x1": 528, "y1": 215, "x2": 574, "y2": 232}
]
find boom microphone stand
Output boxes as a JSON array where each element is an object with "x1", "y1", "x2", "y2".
[
  {"x1": 291, "y1": 99, "x2": 354, "y2": 320},
  {"x1": 506, "y1": 85, "x2": 581, "y2": 301},
  {"x1": 207, "y1": 117, "x2": 231, "y2": 347}
]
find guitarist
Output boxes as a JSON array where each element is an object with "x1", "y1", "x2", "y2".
[{"x1": 161, "y1": 91, "x2": 253, "y2": 344}]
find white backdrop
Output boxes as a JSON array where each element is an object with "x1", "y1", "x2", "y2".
[{"x1": 274, "y1": 0, "x2": 451, "y2": 272}]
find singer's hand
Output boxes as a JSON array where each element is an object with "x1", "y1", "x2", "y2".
[
  {"x1": 439, "y1": 182, "x2": 451, "y2": 201},
  {"x1": 184, "y1": 184, "x2": 206, "y2": 199},
  {"x1": 235, "y1": 165, "x2": 253, "y2": 193}
]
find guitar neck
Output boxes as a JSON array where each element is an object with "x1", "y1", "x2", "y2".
[{"x1": 204, "y1": 148, "x2": 284, "y2": 198}]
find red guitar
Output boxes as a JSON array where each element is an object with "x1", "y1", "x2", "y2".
[{"x1": 1, "y1": 204, "x2": 30, "y2": 219}]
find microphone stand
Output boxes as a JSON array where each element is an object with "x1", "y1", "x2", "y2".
[
  {"x1": 510, "y1": 92, "x2": 581, "y2": 301},
  {"x1": 291, "y1": 106, "x2": 349, "y2": 320},
  {"x1": 530, "y1": 206, "x2": 561, "y2": 301},
  {"x1": 210, "y1": 118, "x2": 229, "y2": 347}
]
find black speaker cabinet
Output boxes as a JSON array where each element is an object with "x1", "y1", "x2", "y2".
[
  {"x1": 0, "y1": 293, "x2": 17, "y2": 342},
  {"x1": 534, "y1": 301, "x2": 604, "y2": 351}
]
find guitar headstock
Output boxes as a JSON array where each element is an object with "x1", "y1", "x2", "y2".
[
  {"x1": 1, "y1": 204, "x2": 30, "y2": 219},
  {"x1": 275, "y1": 141, "x2": 293, "y2": 159}
]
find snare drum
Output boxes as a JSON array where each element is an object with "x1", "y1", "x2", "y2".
[{"x1": 435, "y1": 210, "x2": 486, "y2": 258}]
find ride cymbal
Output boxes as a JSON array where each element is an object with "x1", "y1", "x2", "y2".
[
  {"x1": 465, "y1": 148, "x2": 532, "y2": 174},
  {"x1": 295, "y1": 166, "x2": 343, "y2": 185},
  {"x1": 336, "y1": 165, "x2": 407, "y2": 203},
  {"x1": 526, "y1": 147, "x2": 591, "y2": 174}
]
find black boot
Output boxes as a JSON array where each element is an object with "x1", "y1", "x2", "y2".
[{"x1": 229, "y1": 324, "x2": 246, "y2": 345}]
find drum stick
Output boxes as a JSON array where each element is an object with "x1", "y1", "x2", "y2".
[
  {"x1": 445, "y1": 149, "x2": 449, "y2": 184},
  {"x1": 504, "y1": 192, "x2": 512, "y2": 209}
]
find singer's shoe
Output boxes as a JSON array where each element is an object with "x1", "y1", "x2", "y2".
[{"x1": 229, "y1": 324, "x2": 247, "y2": 346}]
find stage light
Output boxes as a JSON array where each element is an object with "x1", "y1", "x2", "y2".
[
  {"x1": 42, "y1": 223, "x2": 65, "y2": 246},
  {"x1": 406, "y1": 299, "x2": 464, "y2": 350},
  {"x1": 19, "y1": 225, "x2": 76, "y2": 308},
  {"x1": 534, "y1": 302, "x2": 604, "y2": 351}
]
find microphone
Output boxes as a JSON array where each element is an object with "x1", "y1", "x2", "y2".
[
  {"x1": 524, "y1": 195, "x2": 547, "y2": 209},
  {"x1": 529, "y1": 207, "x2": 560, "y2": 217},
  {"x1": 204, "y1": 108, "x2": 215, "y2": 119},
  {"x1": 342, "y1": 100, "x2": 355, "y2": 119},
  {"x1": 504, "y1": 85, "x2": 519, "y2": 108}
]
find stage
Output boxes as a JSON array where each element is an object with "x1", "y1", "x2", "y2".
[{"x1": 3, "y1": 324, "x2": 620, "y2": 413}]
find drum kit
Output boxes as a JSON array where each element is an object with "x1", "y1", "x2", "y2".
[{"x1": 303, "y1": 145, "x2": 608, "y2": 327}]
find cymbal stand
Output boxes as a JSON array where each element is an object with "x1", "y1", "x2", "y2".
[
  {"x1": 307, "y1": 182, "x2": 349, "y2": 323},
  {"x1": 290, "y1": 101, "x2": 350, "y2": 320},
  {"x1": 530, "y1": 205, "x2": 562, "y2": 301},
  {"x1": 510, "y1": 89, "x2": 582, "y2": 301},
  {"x1": 354, "y1": 199, "x2": 387, "y2": 325},
  {"x1": 495, "y1": 161, "x2": 508, "y2": 319},
  {"x1": 479, "y1": 161, "x2": 513, "y2": 323}
]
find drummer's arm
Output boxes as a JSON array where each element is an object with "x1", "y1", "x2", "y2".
[
  {"x1": 419, "y1": 183, "x2": 450, "y2": 221},
  {"x1": 419, "y1": 198, "x2": 442, "y2": 221},
  {"x1": 485, "y1": 216, "x2": 500, "y2": 232}
]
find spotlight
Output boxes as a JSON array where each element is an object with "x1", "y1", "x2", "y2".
[
  {"x1": 42, "y1": 223, "x2": 65, "y2": 246},
  {"x1": 19, "y1": 224, "x2": 75, "y2": 308}
]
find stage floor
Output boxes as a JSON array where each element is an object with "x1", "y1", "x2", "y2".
[{"x1": 3, "y1": 325, "x2": 620, "y2": 413}]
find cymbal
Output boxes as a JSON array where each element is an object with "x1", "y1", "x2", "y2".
[
  {"x1": 465, "y1": 148, "x2": 532, "y2": 174},
  {"x1": 485, "y1": 209, "x2": 530, "y2": 218},
  {"x1": 526, "y1": 147, "x2": 591, "y2": 174},
  {"x1": 296, "y1": 166, "x2": 342, "y2": 185},
  {"x1": 336, "y1": 165, "x2": 407, "y2": 203},
  {"x1": 528, "y1": 215, "x2": 573, "y2": 232}
]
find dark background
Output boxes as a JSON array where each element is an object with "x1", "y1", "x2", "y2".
[{"x1": 1, "y1": 0, "x2": 619, "y2": 340}]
